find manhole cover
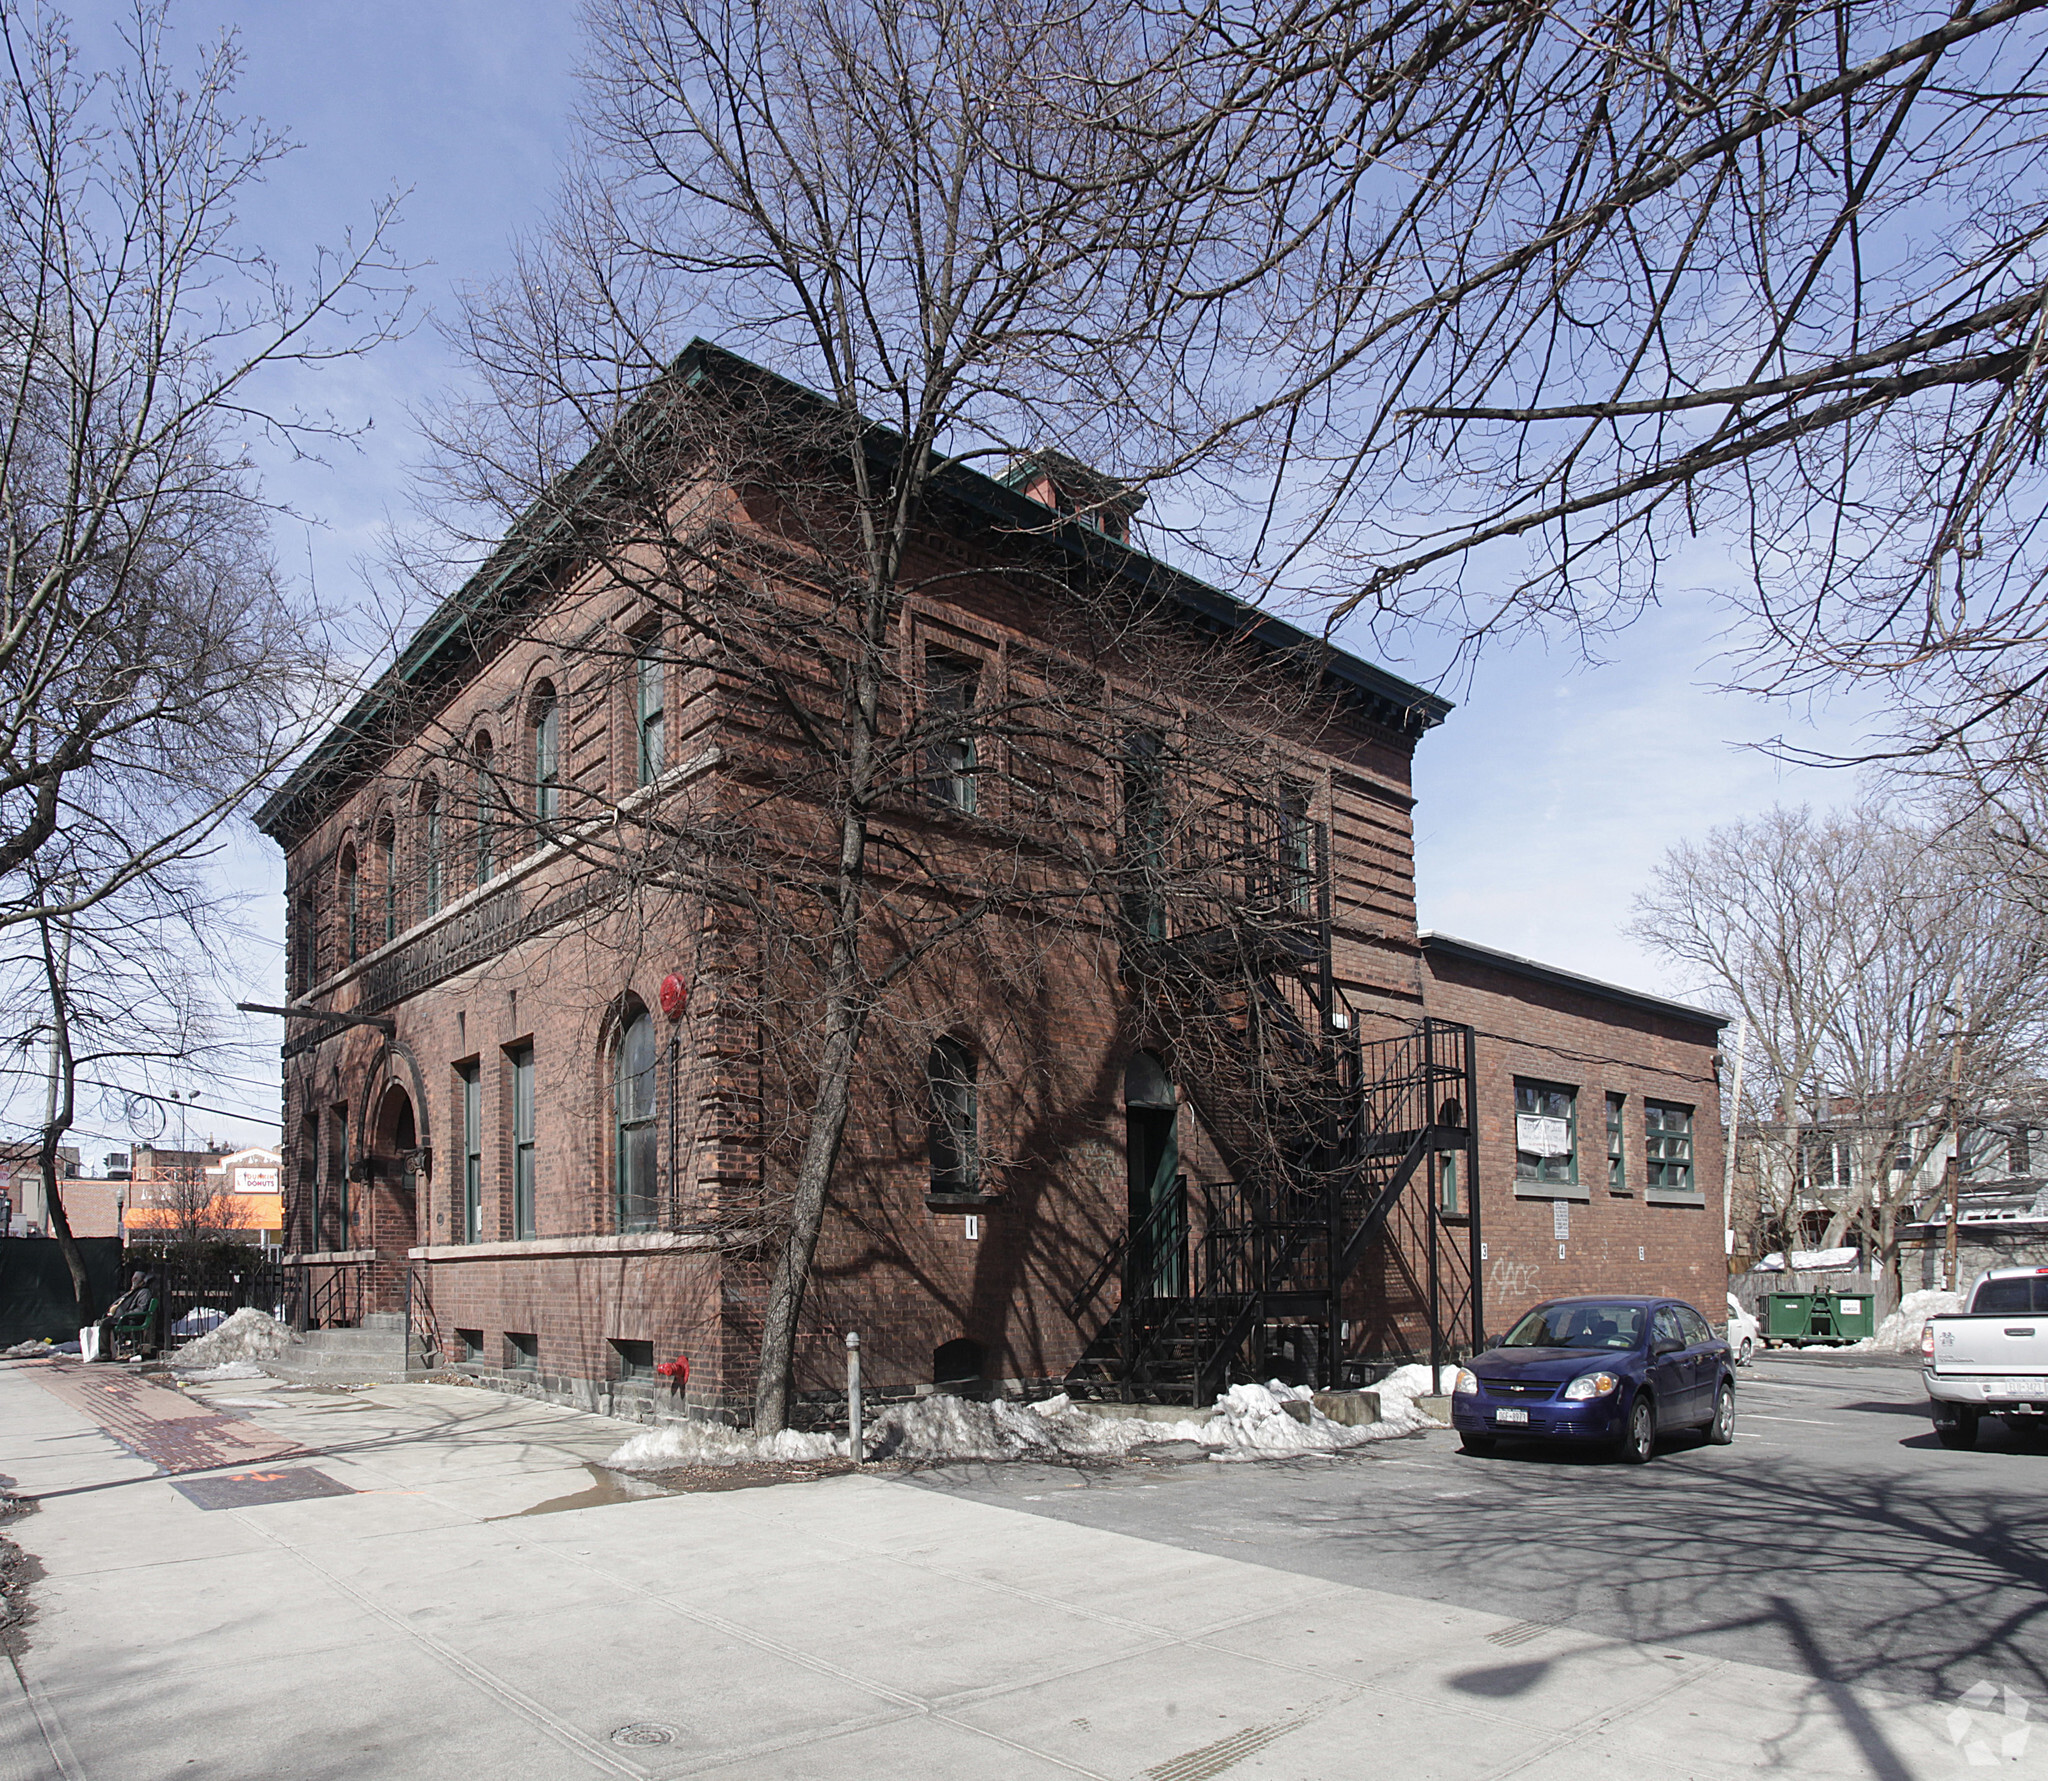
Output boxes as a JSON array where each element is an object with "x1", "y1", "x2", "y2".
[
  {"x1": 170, "y1": 1469, "x2": 354, "y2": 1511},
  {"x1": 610, "y1": 1724, "x2": 678, "y2": 1747}
]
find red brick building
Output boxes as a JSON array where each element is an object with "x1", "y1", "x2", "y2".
[
  {"x1": 257, "y1": 346, "x2": 1727, "y2": 1422},
  {"x1": 1418, "y1": 935, "x2": 1727, "y2": 1333}
]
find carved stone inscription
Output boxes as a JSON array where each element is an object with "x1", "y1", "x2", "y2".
[{"x1": 361, "y1": 887, "x2": 523, "y2": 1010}]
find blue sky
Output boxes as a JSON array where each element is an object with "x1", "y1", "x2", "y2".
[{"x1": 81, "y1": 3, "x2": 1873, "y2": 1146}]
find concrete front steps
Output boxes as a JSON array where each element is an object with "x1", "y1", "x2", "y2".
[{"x1": 260, "y1": 1313, "x2": 436, "y2": 1385}]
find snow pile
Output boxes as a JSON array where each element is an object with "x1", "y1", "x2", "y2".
[
  {"x1": 1199, "y1": 1383, "x2": 1373, "y2": 1458},
  {"x1": 1864, "y1": 1288, "x2": 1965, "y2": 1354},
  {"x1": 864, "y1": 1392, "x2": 1207, "y2": 1463},
  {"x1": 606, "y1": 1377, "x2": 1445, "y2": 1474},
  {"x1": 171, "y1": 1308, "x2": 292, "y2": 1372},
  {"x1": 1370, "y1": 1365, "x2": 1460, "y2": 1429},
  {"x1": 1755, "y1": 1247, "x2": 1861, "y2": 1273},
  {"x1": 180, "y1": 1360, "x2": 269, "y2": 1382},
  {"x1": 604, "y1": 1419, "x2": 841, "y2": 1470}
]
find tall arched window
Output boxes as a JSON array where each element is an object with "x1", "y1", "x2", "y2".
[
  {"x1": 340, "y1": 844, "x2": 360, "y2": 963},
  {"x1": 376, "y1": 815, "x2": 398, "y2": 944},
  {"x1": 474, "y1": 733, "x2": 497, "y2": 884},
  {"x1": 614, "y1": 1005, "x2": 658, "y2": 1231},
  {"x1": 531, "y1": 684, "x2": 559, "y2": 828},
  {"x1": 927, "y1": 1037, "x2": 980, "y2": 1195},
  {"x1": 420, "y1": 778, "x2": 443, "y2": 916}
]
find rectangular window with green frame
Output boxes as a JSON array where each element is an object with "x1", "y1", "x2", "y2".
[
  {"x1": 459, "y1": 1062, "x2": 482, "y2": 1243},
  {"x1": 1437, "y1": 1147, "x2": 1462, "y2": 1216},
  {"x1": 1514, "y1": 1079, "x2": 1577, "y2": 1186},
  {"x1": 1607, "y1": 1092, "x2": 1628, "y2": 1192},
  {"x1": 510, "y1": 1044, "x2": 536, "y2": 1239},
  {"x1": 635, "y1": 630, "x2": 666, "y2": 787},
  {"x1": 1645, "y1": 1101, "x2": 1696, "y2": 1195},
  {"x1": 328, "y1": 1104, "x2": 350, "y2": 1248}
]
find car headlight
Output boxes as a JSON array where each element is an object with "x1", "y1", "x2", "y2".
[
  {"x1": 1562, "y1": 1372, "x2": 1620, "y2": 1401},
  {"x1": 1453, "y1": 1368, "x2": 1480, "y2": 1396}
]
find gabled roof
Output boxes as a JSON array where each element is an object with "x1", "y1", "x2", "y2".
[{"x1": 258, "y1": 341, "x2": 1452, "y2": 842}]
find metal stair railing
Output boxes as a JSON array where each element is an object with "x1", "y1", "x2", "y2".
[
  {"x1": 1064, "y1": 1175, "x2": 1191, "y2": 1325},
  {"x1": 1078, "y1": 804, "x2": 1483, "y2": 1396}
]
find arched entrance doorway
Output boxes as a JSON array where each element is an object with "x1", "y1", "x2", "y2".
[
  {"x1": 369, "y1": 1082, "x2": 421, "y2": 1281},
  {"x1": 1124, "y1": 1052, "x2": 1185, "y2": 1299}
]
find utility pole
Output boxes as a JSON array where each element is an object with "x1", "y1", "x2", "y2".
[
  {"x1": 1722, "y1": 1015, "x2": 1747, "y2": 1270},
  {"x1": 1943, "y1": 1008, "x2": 1965, "y2": 1292}
]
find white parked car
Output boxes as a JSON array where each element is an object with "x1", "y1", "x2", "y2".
[{"x1": 1725, "y1": 1294, "x2": 1759, "y2": 1365}]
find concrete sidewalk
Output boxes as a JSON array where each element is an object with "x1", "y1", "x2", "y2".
[{"x1": 0, "y1": 1362, "x2": 1997, "y2": 1780}]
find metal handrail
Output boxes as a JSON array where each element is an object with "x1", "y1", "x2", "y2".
[{"x1": 1064, "y1": 1174, "x2": 1189, "y2": 1323}]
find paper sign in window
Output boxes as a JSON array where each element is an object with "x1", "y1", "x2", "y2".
[{"x1": 1517, "y1": 1114, "x2": 1571, "y2": 1157}]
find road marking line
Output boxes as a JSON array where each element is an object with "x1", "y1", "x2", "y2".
[{"x1": 1744, "y1": 1415, "x2": 1842, "y2": 1426}]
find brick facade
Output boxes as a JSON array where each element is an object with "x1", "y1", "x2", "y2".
[
  {"x1": 1419, "y1": 934, "x2": 1728, "y2": 1334},
  {"x1": 259, "y1": 349, "x2": 1732, "y2": 1423}
]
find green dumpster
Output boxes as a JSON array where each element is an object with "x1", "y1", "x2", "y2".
[
  {"x1": 1763, "y1": 1293, "x2": 1814, "y2": 1344},
  {"x1": 1763, "y1": 1290, "x2": 1875, "y2": 1347},
  {"x1": 1823, "y1": 1291, "x2": 1875, "y2": 1343}
]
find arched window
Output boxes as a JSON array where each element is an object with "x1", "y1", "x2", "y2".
[
  {"x1": 927, "y1": 1037, "x2": 979, "y2": 1195},
  {"x1": 420, "y1": 778, "x2": 443, "y2": 917},
  {"x1": 473, "y1": 733, "x2": 497, "y2": 884},
  {"x1": 614, "y1": 1005, "x2": 658, "y2": 1231},
  {"x1": 376, "y1": 815, "x2": 398, "y2": 945},
  {"x1": 339, "y1": 844, "x2": 360, "y2": 963},
  {"x1": 531, "y1": 684, "x2": 559, "y2": 828}
]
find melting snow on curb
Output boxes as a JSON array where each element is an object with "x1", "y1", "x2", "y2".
[{"x1": 604, "y1": 1371, "x2": 1454, "y2": 1472}]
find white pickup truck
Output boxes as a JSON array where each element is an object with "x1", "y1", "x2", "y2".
[{"x1": 1924, "y1": 1266, "x2": 2048, "y2": 1448}]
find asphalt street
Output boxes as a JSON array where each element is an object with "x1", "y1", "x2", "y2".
[{"x1": 911, "y1": 1352, "x2": 2048, "y2": 1709}]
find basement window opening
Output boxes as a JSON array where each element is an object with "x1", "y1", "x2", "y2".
[{"x1": 611, "y1": 1338, "x2": 656, "y2": 1380}]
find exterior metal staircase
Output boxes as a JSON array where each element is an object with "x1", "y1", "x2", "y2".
[{"x1": 1067, "y1": 806, "x2": 1484, "y2": 1406}]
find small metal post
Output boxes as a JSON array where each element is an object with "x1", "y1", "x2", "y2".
[{"x1": 846, "y1": 1331, "x2": 863, "y2": 1464}]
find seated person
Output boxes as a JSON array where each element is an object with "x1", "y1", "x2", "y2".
[{"x1": 98, "y1": 1270, "x2": 159, "y2": 1359}]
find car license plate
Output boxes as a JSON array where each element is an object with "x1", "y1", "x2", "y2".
[
  {"x1": 1495, "y1": 1407, "x2": 1529, "y2": 1424},
  {"x1": 2001, "y1": 1377, "x2": 2048, "y2": 1396}
]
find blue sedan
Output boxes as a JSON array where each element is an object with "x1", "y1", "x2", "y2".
[{"x1": 1450, "y1": 1296, "x2": 1736, "y2": 1464}]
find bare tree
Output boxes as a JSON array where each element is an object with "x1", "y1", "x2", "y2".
[
  {"x1": 1631, "y1": 804, "x2": 2048, "y2": 1286},
  {"x1": 1072, "y1": 0, "x2": 2048, "y2": 773},
  {"x1": 0, "y1": 2, "x2": 407, "y2": 1314}
]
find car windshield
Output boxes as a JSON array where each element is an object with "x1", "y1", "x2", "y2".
[{"x1": 1501, "y1": 1303, "x2": 1644, "y2": 1351}]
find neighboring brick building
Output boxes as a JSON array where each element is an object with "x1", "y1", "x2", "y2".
[
  {"x1": 256, "y1": 344, "x2": 1729, "y2": 1423},
  {"x1": 1417, "y1": 935, "x2": 1728, "y2": 1333}
]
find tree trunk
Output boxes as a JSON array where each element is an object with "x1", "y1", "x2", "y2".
[
  {"x1": 36, "y1": 911, "x2": 96, "y2": 1321},
  {"x1": 750, "y1": 591, "x2": 884, "y2": 1433},
  {"x1": 39, "y1": 1150, "x2": 97, "y2": 1323},
  {"x1": 751, "y1": 969, "x2": 870, "y2": 1433}
]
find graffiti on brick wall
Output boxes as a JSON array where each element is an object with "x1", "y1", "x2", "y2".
[{"x1": 1486, "y1": 1254, "x2": 1542, "y2": 1307}]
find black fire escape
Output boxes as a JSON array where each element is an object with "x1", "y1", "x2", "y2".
[{"x1": 1066, "y1": 793, "x2": 1485, "y2": 1405}]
